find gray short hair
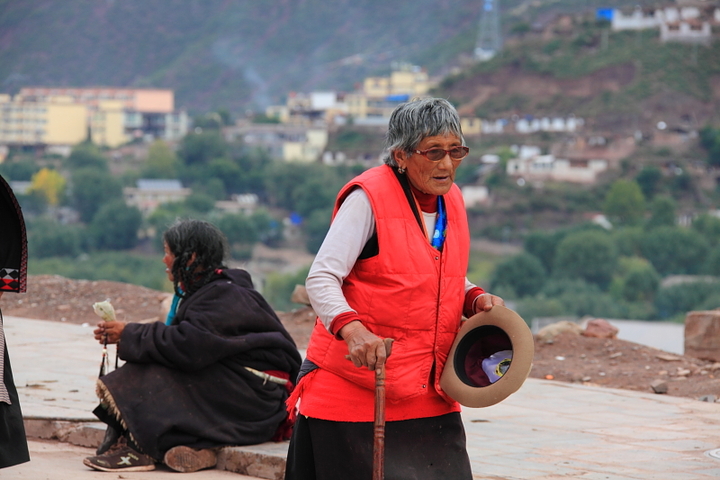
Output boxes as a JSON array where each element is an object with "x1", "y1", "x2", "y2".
[{"x1": 381, "y1": 97, "x2": 465, "y2": 166}]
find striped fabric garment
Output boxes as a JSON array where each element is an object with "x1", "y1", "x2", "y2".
[{"x1": 0, "y1": 313, "x2": 10, "y2": 404}]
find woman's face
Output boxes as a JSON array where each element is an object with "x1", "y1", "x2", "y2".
[
  {"x1": 394, "y1": 133, "x2": 463, "y2": 196},
  {"x1": 162, "y1": 242, "x2": 176, "y2": 282}
]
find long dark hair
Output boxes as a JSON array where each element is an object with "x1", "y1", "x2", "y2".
[{"x1": 163, "y1": 219, "x2": 228, "y2": 297}]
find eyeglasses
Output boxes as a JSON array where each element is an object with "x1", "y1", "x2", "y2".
[{"x1": 414, "y1": 146, "x2": 469, "y2": 162}]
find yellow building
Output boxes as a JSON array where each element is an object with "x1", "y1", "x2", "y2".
[
  {"x1": 90, "y1": 100, "x2": 125, "y2": 148},
  {"x1": 347, "y1": 64, "x2": 434, "y2": 121},
  {"x1": 282, "y1": 128, "x2": 328, "y2": 163},
  {"x1": 0, "y1": 94, "x2": 87, "y2": 147},
  {"x1": 361, "y1": 66, "x2": 431, "y2": 99},
  {"x1": 17, "y1": 87, "x2": 188, "y2": 147},
  {"x1": 461, "y1": 117, "x2": 483, "y2": 136}
]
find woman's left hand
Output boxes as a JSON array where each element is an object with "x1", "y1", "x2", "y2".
[
  {"x1": 474, "y1": 293, "x2": 505, "y2": 314},
  {"x1": 93, "y1": 320, "x2": 125, "y2": 345}
]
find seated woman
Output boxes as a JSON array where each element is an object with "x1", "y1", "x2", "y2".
[{"x1": 84, "y1": 219, "x2": 302, "y2": 473}]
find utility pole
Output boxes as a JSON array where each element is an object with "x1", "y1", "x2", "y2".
[{"x1": 475, "y1": 0, "x2": 502, "y2": 61}]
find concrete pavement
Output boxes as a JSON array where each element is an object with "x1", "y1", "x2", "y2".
[{"x1": 5, "y1": 315, "x2": 720, "y2": 480}]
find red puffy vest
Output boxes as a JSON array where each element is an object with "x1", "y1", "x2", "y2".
[{"x1": 301, "y1": 165, "x2": 470, "y2": 420}]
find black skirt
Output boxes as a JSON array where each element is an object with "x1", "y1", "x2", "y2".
[
  {"x1": 0, "y1": 342, "x2": 30, "y2": 469},
  {"x1": 285, "y1": 412, "x2": 472, "y2": 480}
]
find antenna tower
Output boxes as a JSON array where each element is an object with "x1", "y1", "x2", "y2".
[{"x1": 475, "y1": 0, "x2": 502, "y2": 61}]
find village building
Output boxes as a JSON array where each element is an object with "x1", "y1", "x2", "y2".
[
  {"x1": 506, "y1": 135, "x2": 636, "y2": 184},
  {"x1": 214, "y1": 193, "x2": 259, "y2": 216},
  {"x1": 608, "y1": 4, "x2": 718, "y2": 45},
  {"x1": 223, "y1": 122, "x2": 328, "y2": 163},
  {"x1": 123, "y1": 179, "x2": 191, "y2": 216}
]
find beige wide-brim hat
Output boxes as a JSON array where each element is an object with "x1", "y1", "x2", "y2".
[{"x1": 440, "y1": 305, "x2": 534, "y2": 408}]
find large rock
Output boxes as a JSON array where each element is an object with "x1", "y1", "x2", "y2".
[
  {"x1": 684, "y1": 310, "x2": 720, "y2": 362},
  {"x1": 290, "y1": 284, "x2": 311, "y2": 306},
  {"x1": 582, "y1": 318, "x2": 618, "y2": 339},
  {"x1": 536, "y1": 320, "x2": 583, "y2": 343}
]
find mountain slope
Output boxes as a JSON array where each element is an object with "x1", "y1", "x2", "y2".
[
  {"x1": 435, "y1": 25, "x2": 720, "y2": 132},
  {"x1": 0, "y1": 0, "x2": 664, "y2": 114}
]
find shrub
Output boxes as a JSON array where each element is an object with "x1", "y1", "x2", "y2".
[{"x1": 490, "y1": 253, "x2": 546, "y2": 298}]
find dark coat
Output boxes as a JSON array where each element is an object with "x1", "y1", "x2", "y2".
[
  {"x1": 98, "y1": 269, "x2": 302, "y2": 460},
  {"x1": 0, "y1": 174, "x2": 30, "y2": 469}
]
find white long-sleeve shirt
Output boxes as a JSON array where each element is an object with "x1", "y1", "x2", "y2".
[{"x1": 306, "y1": 188, "x2": 479, "y2": 333}]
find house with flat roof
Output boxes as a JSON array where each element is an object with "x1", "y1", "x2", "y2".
[{"x1": 123, "y1": 179, "x2": 191, "y2": 215}]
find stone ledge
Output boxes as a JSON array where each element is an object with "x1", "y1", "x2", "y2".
[
  {"x1": 218, "y1": 443, "x2": 289, "y2": 480},
  {"x1": 24, "y1": 418, "x2": 105, "y2": 448},
  {"x1": 24, "y1": 417, "x2": 288, "y2": 479}
]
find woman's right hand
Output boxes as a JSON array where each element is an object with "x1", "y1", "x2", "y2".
[
  {"x1": 340, "y1": 321, "x2": 392, "y2": 371},
  {"x1": 93, "y1": 320, "x2": 125, "y2": 345}
]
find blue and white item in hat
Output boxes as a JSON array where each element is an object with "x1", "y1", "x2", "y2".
[{"x1": 482, "y1": 350, "x2": 513, "y2": 383}]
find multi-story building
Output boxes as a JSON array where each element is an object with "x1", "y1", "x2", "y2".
[
  {"x1": 17, "y1": 87, "x2": 189, "y2": 148},
  {"x1": 345, "y1": 64, "x2": 434, "y2": 123},
  {"x1": 0, "y1": 94, "x2": 88, "y2": 154}
]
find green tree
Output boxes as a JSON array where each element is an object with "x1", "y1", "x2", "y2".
[
  {"x1": 141, "y1": 140, "x2": 180, "y2": 178},
  {"x1": 178, "y1": 132, "x2": 228, "y2": 166},
  {"x1": 655, "y1": 280, "x2": 720, "y2": 319},
  {"x1": 65, "y1": 143, "x2": 109, "y2": 172},
  {"x1": 639, "y1": 226, "x2": 709, "y2": 275},
  {"x1": 523, "y1": 230, "x2": 565, "y2": 274},
  {"x1": 232, "y1": 148, "x2": 272, "y2": 195},
  {"x1": 704, "y1": 244, "x2": 720, "y2": 275},
  {"x1": 669, "y1": 170, "x2": 693, "y2": 194},
  {"x1": 217, "y1": 213, "x2": 258, "y2": 245},
  {"x1": 304, "y1": 208, "x2": 332, "y2": 254},
  {"x1": 699, "y1": 126, "x2": 720, "y2": 167},
  {"x1": 91, "y1": 201, "x2": 142, "y2": 250},
  {"x1": 692, "y1": 213, "x2": 720, "y2": 247},
  {"x1": 70, "y1": 168, "x2": 123, "y2": 222},
  {"x1": 183, "y1": 193, "x2": 216, "y2": 213},
  {"x1": 27, "y1": 218, "x2": 84, "y2": 258},
  {"x1": 264, "y1": 163, "x2": 344, "y2": 216},
  {"x1": 0, "y1": 158, "x2": 39, "y2": 181},
  {"x1": 644, "y1": 196, "x2": 676, "y2": 230},
  {"x1": 610, "y1": 257, "x2": 660, "y2": 302},
  {"x1": 207, "y1": 158, "x2": 244, "y2": 194},
  {"x1": 490, "y1": 253, "x2": 546, "y2": 298},
  {"x1": 192, "y1": 113, "x2": 223, "y2": 131},
  {"x1": 553, "y1": 230, "x2": 618, "y2": 289},
  {"x1": 603, "y1": 179, "x2": 645, "y2": 226},
  {"x1": 635, "y1": 165, "x2": 662, "y2": 199},
  {"x1": 264, "y1": 266, "x2": 312, "y2": 312},
  {"x1": 611, "y1": 226, "x2": 644, "y2": 257},
  {"x1": 251, "y1": 209, "x2": 283, "y2": 246},
  {"x1": 216, "y1": 108, "x2": 234, "y2": 126}
]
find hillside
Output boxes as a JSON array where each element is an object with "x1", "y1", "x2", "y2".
[
  {"x1": 0, "y1": 0, "x2": 667, "y2": 114},
  {"x1": 435, "y1": 24, "x2": 720, "y2": 133}
]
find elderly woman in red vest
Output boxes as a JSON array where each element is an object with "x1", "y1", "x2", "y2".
[{"x1": 285, "y1": 98, "x2": 504, "y2": 480}]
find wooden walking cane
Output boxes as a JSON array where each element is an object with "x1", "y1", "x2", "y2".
[{"x1": 373, "y1": 338, "x2": 394, "y2": 480}]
